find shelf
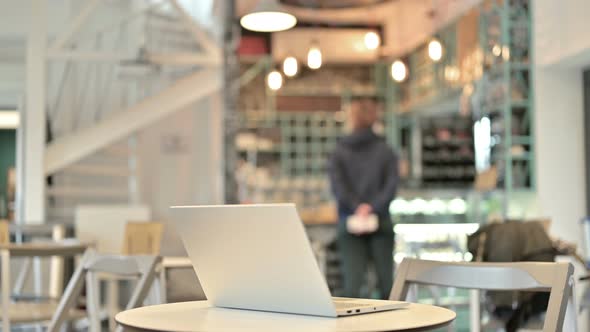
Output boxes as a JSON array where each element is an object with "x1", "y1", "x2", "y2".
[
  {"x1": 511, "y1": 136, "x2": 533, "y2": 145},
  {"x1": 237, "y1": 148, "x2": 281, "y2": 154},
  {"x1": 487, "y1": 99, "x2": 529, "y2": 113},
  {"x1": 422, "y1": 159, "x2": 475, "y2": 165},
  {"x1": 488, "y1": 62, "x2": 530, "y2": 71},
  {"x1": 278, "y1": 88, "x2": 377, "y2": 98},
  {"x1": 492, "y1": 152, "x2": 533, "y2": 162},
  {"x1": 422, "y1": 140, "x2": 473, "y2": 148}
]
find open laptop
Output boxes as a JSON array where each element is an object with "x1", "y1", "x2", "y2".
[{"x1": 170, "y1": 203, "x2": 408, "y2": 317}]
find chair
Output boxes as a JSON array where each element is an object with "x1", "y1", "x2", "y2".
[
  {"x1": 0, "y1": 220, "x2": 8, "y2": 245},
  {"x1": 49, "y1": 249, "x2": 161, "y2": 332},
  {"x1": 390, "y1": 258, "x2": 575, "y2": 332},
  {"x1": 0, "y1": 242, "x2": 87, "y2": 331},
  {"x1": 121, "y1": 221, "x2": 194, "y2": 303},
  {"x1": 0, "y1": 222, "x2": 84, "y2": 331},
  {"x1": 122, "y1": 222, "x2": 164, "y2": 255},
  {"x1": 103, "y1": 222, "x2": 164, "y2": 329}
]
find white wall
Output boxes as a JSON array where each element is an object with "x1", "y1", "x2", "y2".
[
  {"x1": 534, "y1": 3, "x2": 589, "y2": 328},
  {"x1": 137, "y1": 92, "x2": 224, "y2": 256},
  {"x1": 534, "y1": 67, "x2": 585, "y2": 243},
  {"x1": 535, "y1": 0, "x2": 590, "y2": 68},
  {"x1": 534, "y1": 0, "x2": 589, "y2": 244}
]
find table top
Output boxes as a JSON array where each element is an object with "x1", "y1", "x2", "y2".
[
  {"x1": 161, "y1": 256, "x2": 193, "y2": 269},
  {"x1": 116, "y1": 301, "x2": 456, "y2": 332},
  {"x1": 0, "y1": 240, "x2": 89, "y2": 257}
]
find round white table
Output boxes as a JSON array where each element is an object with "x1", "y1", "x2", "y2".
[{"x1": 115, "y1": 301, "x2": 456, "y2": 332}]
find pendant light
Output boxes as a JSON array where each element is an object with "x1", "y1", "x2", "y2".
[
  {"x1": 283, "y1": 56, "x2": 298, "y2": 77},
  {"x1": 267, "y1": 70, "x2": 283, "y2": 91},
  {"x1": 428, "y1": 38, "x2": 443, "y2": 62},
  {"x1": 240, "y1": 0, "x2": 297, "y2": 32},
  {"x1": 307, "y1": 41, "x2": 322, "y2": 70},
  {"x1": 391, "y1": 60, "x2": 407, "y2": 82},
  {"x1": 364, "y1": 31, "x2": 380, "y2": 50}
]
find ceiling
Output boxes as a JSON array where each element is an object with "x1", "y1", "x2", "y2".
[
  {"x1": 279, "y1": 0, "x2": 392, "y2": 9},
  {"x1": 236, "y1": 0, "x2": 482, "y2": 58}
]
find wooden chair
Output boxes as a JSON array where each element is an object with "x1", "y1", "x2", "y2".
[
  {"x1": 0, "y1": 220, "x2": 8, "y2": 245},
  {"x1": 122, "y1": 221, "x2": 164, "y2": 255},
  {"x1": 390, "y1": 258, "x2": 576, "y2": 332},
  {"x1": 48, "y1": 249, "x2": 161, "y2": 332}
]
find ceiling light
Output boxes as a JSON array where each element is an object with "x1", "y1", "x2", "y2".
[
  {"x1": 267, "y1": 70, "x2": 283, "y2": 91},
  {"x1": 502, "y1": 45, "x2": 510, "y2": 61},
  {"x1": 307, "y1": 44, "x2": 322, "y2": 70},
  {"x1": 428, "y1": 38, "x2": 443, "y2": 62},
  {"x1": 0, "y1": 111, "x2": 19, "y2": 129},
  {"x1": 391, "y1": 60, "x2": 407, "y2": 82},
  {"x1": 444, "y1": 65, "x2": 460, "y2": 82},
  {"x1": 283, "y1": 56, "x2": 298, "y2": 77},
  {"x1": 492, "y1": 44, "x2": 502, "y2": 57},
  {"x1": 240, "y1": 0, "x2": 297, "y2": 32},
  {"x1": 364, "y1": 31, "x2": 380, "y2": 50}
]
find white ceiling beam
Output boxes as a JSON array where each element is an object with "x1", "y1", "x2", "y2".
[
  {"x1": 147, "y1": 53, "x2": 221, "y2": 66},
  {"x1": 48, "y1": 0, "x2": 102, "y2": 52},
  {"x1": 168, "y1": 0, "x2": 221, "y2": 58},
  {"x1": 44, "y1": 69, "x2": 221, "y2": 175}
]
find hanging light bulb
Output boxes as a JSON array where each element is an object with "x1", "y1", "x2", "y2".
[
  {"x1": 364, "y1": 31, "x2": 380, "y2": 50},
  {"x1": 282, "y1": 56, "x2": 298, "y2": 77},
  {"x1": 267, "y1": 70, "x2": 283, "y2": 91},
  {"x1": 492, "y1": 44, "x2": 502, "y2": 57},
  {"x1": 428, "y1": 38, "x2": 443, "y2": 62},
  {"x1": 307, "y1": 43, "x2": 322, "y2": 70},
  {"x1": 240, "y1": 0, "x2": 297, "y2": 32},
  {"x1": 391, "y1": 60, "x2": 407, "y2": 82}
]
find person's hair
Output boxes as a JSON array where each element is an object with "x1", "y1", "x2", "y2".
[{"x1": 349, "y1": 96, "x2": 381, "y2": 131}]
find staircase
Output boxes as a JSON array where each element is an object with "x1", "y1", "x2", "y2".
[{"x1": 44, "y1": 0, "x2": 221, "y2": 223}]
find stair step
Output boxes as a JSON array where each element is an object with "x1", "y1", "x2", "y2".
[
  {"x1": 47, "y1": 186, "x2": 129, "y2": 199},
  {"x1": 65, "y1": 165, "x2": 132, "y2": 177},
  {"x1": 46, "y1": 207, "x2": 75, "y2": 220}
]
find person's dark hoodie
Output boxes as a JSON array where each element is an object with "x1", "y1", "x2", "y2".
[{"x1": 328, "y1": 127, "x2": 399, "y2": 221}]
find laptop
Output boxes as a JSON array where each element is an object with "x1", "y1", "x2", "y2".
[{"x1": 170, "y1": 203, "x2": 408, "y2": 317}]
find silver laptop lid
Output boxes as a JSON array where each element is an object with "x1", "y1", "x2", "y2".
[{"x1": 171, "y1": 204, "x2": 337, "y2": 317}]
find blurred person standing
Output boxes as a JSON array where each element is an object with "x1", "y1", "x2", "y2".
[{"x1": 328, "y1": 97, "x2": 399, "y2": 299}]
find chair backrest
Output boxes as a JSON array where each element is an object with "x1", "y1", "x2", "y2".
[
  {"x1": 122, "y1": 222, "x2": 164, "y2": 255},
  {"x1": 48, "y1": 249, "x2": 162, "y2": 332},
  {"x1": 390, "y1": 258, "x2": 574, "y2": 332},
  {"x1": 0, "y1": 220, "x2": 8, "y2": 245}
]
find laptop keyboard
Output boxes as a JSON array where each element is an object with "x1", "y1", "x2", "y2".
[{"x1": 333, "y1": 301, "x2": 370, "y2": 309}]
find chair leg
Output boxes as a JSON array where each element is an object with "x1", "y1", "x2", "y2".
[
  {"x1": 47, "y1": 251, "x2": 89, "y2": 332},
  {"x1": 159, "y1": 268, "x2": 167, "y2": 304},
  {"x1": 469, "y1": 289, "x2": 481, "y2": 332},
  {"x1": 1, "y1": 249, "x2": 11, "y2": 332},
  {"x1": 86, "y1": 272, "x2": 101, "y2": 332},
  {"x1": 147, "y1": 276, "x2": 162, "y2": 305},
  {"x1": 107, "y1": 279, "x2": 120, "y2": 331},
  {"x1": 33, "y1": 257, "x2": 42, "y2": 296},
  {"x1": 116, "y1": 262, "x2": 159, "y2": 332},
  {"x1": 406, "y1": 284, "x2": 418, "y2": 303},
  {"x1": 13, "y1": 257, "x2": 31, "y2": 295},
  {"x1": 563, "y1": 283, "x2": 578, "y2": 332}
]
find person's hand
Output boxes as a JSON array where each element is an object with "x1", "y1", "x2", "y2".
[{"x1": 355, "y1": 203, "x2": 373, "y2": 218}]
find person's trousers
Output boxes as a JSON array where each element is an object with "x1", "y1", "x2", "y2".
[{"x1": 337, "y1": 222, "x2": 394, "y2": 299}]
